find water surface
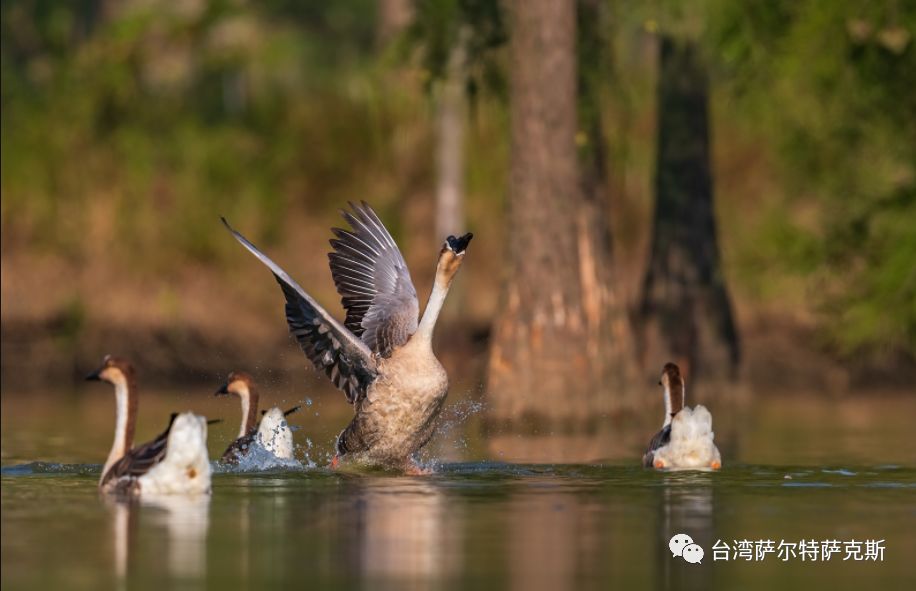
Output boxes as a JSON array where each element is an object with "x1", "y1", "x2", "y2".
[{"x1": 2, "y1": 388, "x2": 914, "y2": 590}]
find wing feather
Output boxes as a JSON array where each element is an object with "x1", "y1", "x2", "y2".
[
  {"x1": 222, "y1": 217, "x2": 378, "y2": 403},
  {"x1": 642, "y1": 424, "x2": 672, "y2": 467},
  {"x1": 328, "y1": 202, "x2": 419, "y2": 357},
  {"x1": 102, "y1": 414, "x2": 177, "y2": 485}
]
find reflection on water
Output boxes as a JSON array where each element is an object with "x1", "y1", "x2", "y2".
[
  {"x1": 106, "y1": 494, "x2": 210, "y2": 585},
  {"x1": 505, "y1": 490, "x2": 601, "y2": 591},
  {"x1": 1, "y1": 462, "x2": 915, "y2": 590},
  {"x1": 108, "y1": 500, "x2": 132, "y2": 582},
  {"x1": 2, "y1": 390, "x2": 915, "y2": 590},
  {"x1": 355, "y1": 478, "x2": 463, "y2": 584},
  {"x1": 655, "y1": 478, "x2": 715, "y2": 591}
]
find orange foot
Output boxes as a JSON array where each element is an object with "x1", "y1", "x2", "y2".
[
  {"x1": 653, "y1": 458, "x2": 667, "y2": 469},
  {"x1": 330, "y1": 455, "x2": 340, "y2": 470},
  {"x1": 404, "y1": 462, "x2": 432, "y2": 476},
  {"x1": 710, "y1": 460, "x2": 721, "y2": 470}
]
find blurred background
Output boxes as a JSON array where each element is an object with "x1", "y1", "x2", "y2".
[
  {"x1": 1, "y1": 0, "x2": 914, "y2": 458},
  {"x1": 3, "y1": 3, "x2": 916, "y2": 589}
]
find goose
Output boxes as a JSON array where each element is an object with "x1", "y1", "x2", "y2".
[
  {"x1": 215, "y1": 371, "x2": 299, "y2": 463},
  {"x1": 222, "y1": 202, "x2": 472, "y2": 472},
  {"x1": 86, "y1": 355, "x2": 212, "y2": 495},
  {"x1": 643, "y1": 362, "x2": 722, "y2": 470}
]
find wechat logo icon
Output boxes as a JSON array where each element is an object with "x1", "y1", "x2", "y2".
[{"x1": 669, "y1": 533, "x2": 704, "y2": 564}]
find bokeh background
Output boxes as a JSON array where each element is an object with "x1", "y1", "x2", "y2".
[
  {"x1": 1, "y1": 0, "x2": 914, "y2": 444},
  {"x1": 3, "y1": 3, "x2": 916, "y2": 590}
]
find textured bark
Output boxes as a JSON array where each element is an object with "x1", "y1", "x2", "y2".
[
  {"x1": 486, "y1": 0, "x2": 635, "y2": 427},
  {"x1": 637, "y1": 37, "x2": 740, "y2": 382}
]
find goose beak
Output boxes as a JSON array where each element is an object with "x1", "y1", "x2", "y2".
[
  {"x1": 215, "y1": 382, "x2": 230, "y2": 396},
  {"x1": 85, "y1": 366, "x2": 104, "y2": 381},
  {"x1": 445, "y1": 233, "x2": 473, "y2": 255}
]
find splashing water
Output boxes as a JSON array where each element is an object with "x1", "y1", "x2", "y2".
[
  {"x1": 215, "y1": 442, "x2": 304, "y2": 473},
  {"x1": 417, "y1": 399, "x2": 486, "y2": 470}
]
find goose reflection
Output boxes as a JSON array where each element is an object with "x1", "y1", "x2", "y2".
[
  {"x1": 107, "y1": 494, "x2": 211, "y2": 585},
  {"x1": 505, "y1": 489, "x2": 603, "y2": 591},
  {"x1": 655, "y1": 476, "x2": 715, "y2": 591},
  {"x1": 352, "y1": 477, "x2": 463, "y2": 585}
]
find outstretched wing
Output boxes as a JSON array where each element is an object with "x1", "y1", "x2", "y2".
[
  {"x1": 222, "y1": 218, "x2": 378, "y2": 403},
  {"x1": 328, "y1": 202, "x2": 419, "y2": 357},
  {"x1": 102, "y1": 414, "x2": 177, "y2": 485}
]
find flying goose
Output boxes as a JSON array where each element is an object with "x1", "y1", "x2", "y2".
[
  {"x1": 222, "y1": 202, "x2": 472, "y2": 472},
  {"x1": 86, "y1": 355, "x2": 212, "y2": 495},
  {"x1": 643, "y1": 362, "x2": 722, "y2": 470},
  {"x1": 215, "y1": 371, "x2": 299, "y2": 463}
]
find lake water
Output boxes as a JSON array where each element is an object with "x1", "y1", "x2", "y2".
[{"x1": 2, "y1": 385, "x2": 914, "y2": 590}]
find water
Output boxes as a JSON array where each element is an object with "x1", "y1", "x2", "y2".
[{"x1": 2, "y1": 387, "x2": 915, "y2": 590}]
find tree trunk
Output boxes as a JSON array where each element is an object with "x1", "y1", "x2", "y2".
[
  {"x1": 434, "y1": 40, "x2": 468, "y2": 322},
  {"x1": 376, "y1": 0, "x2": 412, "y2": 46},
  {"x1": 486, "y1": 0, "x2": 635, "y2": 429},
  {"x1": 637, "y1": 36, "x2": 740, "y2": 382},
  {"x1": 435, "y1": 41, "x2": 467, "y2": 243}
]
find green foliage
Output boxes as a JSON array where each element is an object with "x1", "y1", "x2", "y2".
[
  {"x1": 0, "y1": 0, "x2": 400, "y2": 268},
  {"x1": 1, "y1": 0, "x2": 913, "y2": 359},
  {"x1": 403, "y1": 0, "x2": 507, "y2": 100},
  {"x1": 705, "y1": 0, "x2": 916, "y2": 356}
]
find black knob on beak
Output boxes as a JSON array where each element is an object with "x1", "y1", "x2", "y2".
[{"x1": 445, "y1": 233, "x2": 473, "y2": 254}]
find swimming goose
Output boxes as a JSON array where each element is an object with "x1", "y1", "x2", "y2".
[
  {"x1": 215, "y1": 371, "x2": 299, "y2": 463},
  {"x1": 643, "y1": 362, "x2": 722, "y2": 470},
  {"x1": 222, "y1": 202, "x2": 472, "y2": 472},
  {"x1": 86, "y1": 355, "x2": 212, "y2": 495}
]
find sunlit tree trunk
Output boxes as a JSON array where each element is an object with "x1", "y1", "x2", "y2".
[
  {"x1": 637, "y1": 36, "x2": 740, "y2": 382},
  {"x1": 486, "y1": 0, "x2": 635, "y2": 428}
]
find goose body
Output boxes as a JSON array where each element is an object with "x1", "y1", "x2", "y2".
[
  {"x1": 643, "y1": 362, "x2": 721, "y2": 470},
  {"x1": 223, "y1": 202, "x2": 472, "y2": 471},
  {"x1": 87, "y1": 356, "x2": 212, "y2": 495},
  {"x1": 257, "y1": 407, "x2": 296, "y2": 459},
  {"x1": 215, "y1": 371, "x2": 298, "y2": 464}
]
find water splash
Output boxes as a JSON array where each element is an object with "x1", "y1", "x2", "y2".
[
  {"x1": 214, "y1": 443, "x2": 304, "y2": 473},
  {"x1": 417, "y1": 399, "x2": 486, "y2": 470},
  {"x1": 1, "y1": 461, "x2": 100, "y2": 476}
]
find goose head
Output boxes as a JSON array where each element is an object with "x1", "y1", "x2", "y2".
[
  {"x1": 86, "y1": 355, "x2": 135, "y2": 388},
  {"x1": 214, "y1": 371, "x2": 255, "y2": 399},
  {"x1": 436, "y1": 233, "x2": 473, "y2": 287},
  {"x1": 216, "y1": 371, "x2": 259, "y2": 436}
]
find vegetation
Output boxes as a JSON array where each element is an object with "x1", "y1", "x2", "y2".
[{"x1": 1, "y1": 0, "x2": 913, "y2": 380}]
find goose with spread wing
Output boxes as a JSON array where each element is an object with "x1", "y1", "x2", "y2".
[
  {"x1": 86, "y1": 355, "x2": 212, "y2": 495},
  {"x1": 222, "y1": 202, "x2": 472, "y2": 472}
]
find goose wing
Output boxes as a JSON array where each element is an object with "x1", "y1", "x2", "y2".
[
  {"x1": 102, "y1": 414, "x2": 177, "y2": 485},
  {"x1": 328, "y1": 202, "x2": 419, "y2": 358},
  {"x1": 221, "y1": 429, "x2": 257, "y2": 464},
  {"x1": 222, "y1": 218, "x2": 378, "y2": 404},
  {"x1": 642, "y1": 424, "x2": 672, "y2": 468}
]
